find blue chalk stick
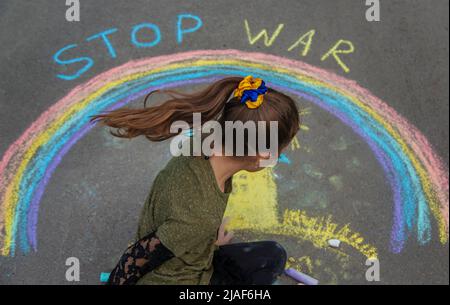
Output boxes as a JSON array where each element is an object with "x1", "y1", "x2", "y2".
[
  {"x1": 285, "y1": 268, "x2": 319, "y2": 285},
  {"x1": 100, "y1": 272, "x2": 111, "y2": 283},
  {"x1": 278, "y1": 153, "x2": 291, "y2": 164}
]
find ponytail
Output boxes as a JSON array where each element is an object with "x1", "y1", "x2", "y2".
[{"x1": 89, "y1": 77, "x2": 242, "y2": 141}]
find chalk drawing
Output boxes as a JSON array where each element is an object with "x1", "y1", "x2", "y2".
[
  {"x1": 351, "y1": 200, "x2": 371, "y2": 216},
  {"x1": 284, "y1": 254, "x2": 355, "y2": 284},
  {"x1": 286, "y1": 256, "x2": 314, "y2": 274},
  {"x1": 329, "y1": 175, "x2": 344, "y2": 191},
  {"x1": 53, "y1": 15, "x2": 204, "y2": 80},
  {"x1": 244, "y1": 20, "x2": 284, "y2": 47},
  {"x1": 289, "y1": 108, "x2": 311, "y2": 152},
  {"x1": 287, "y1": 30, "x2": 316, "y2": 57},
  {"x1": 305, "y1": 190, "x2": 329, "y2": 209},
  {"x1": 285, "y1": 108, "x2": 316, "y2": 183},
  {"x1": 345, "y1": 156, "x2": 362, "y2": 172},
  {"x1": 0, "y1": 50, "x2": 448, "y2": 257},
  {"x1": 131, "y1": 23, "x2": 162, "y2": 48},
  {"x1": 278, "y1": 154, "x2": 291, "y2": 165},
  {"x1": 86, "y1": 28, "x2": 119, "y2": 59},
  {"x1": 329, "y1": 136, "x2": 349, "y2": 151},
  {"x1": 320, "y1": 40, "x2": 355, "y2": 73},
  {"x1": 302, "y1": 164, "x2": 324, "y2": 180},
  {"x1": 245, "y1": 20, "x2": 354, "y2": 73},
  {"x1": 224, "y1": 168, "x2": 375, "y2": 258},
  {"x1": 290, "y1": 137, "x2": 301, "y2": 151}
]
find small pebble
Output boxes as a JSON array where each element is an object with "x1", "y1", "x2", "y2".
[{"x1": 328, "y1": 239, "x2": 341, "y2": 248}]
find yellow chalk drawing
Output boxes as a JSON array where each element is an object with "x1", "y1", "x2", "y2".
[
  {"x1": 286, "y1": 254, "x2": 355, "y2": 284},
  {"x1": 290, "y1": 108, "x2": 311, "y2": 151},
  {"x1": 244, "y1": 19, "x2": 284, "y2": 46},
  {"x1": 224, "y1": 168, "x2": 378, "y2": 259},
  {"x1": 226, "y1": 169, "x2": 279, "y2": 229},
  {"x1": 288, "y1": 30, "x2": 316, "y2": 57},
  {"x1": 329, "y1": 175, "x2": 344, "y2": 191},
  {"x1": 286, "y1": 256, "x2": 314, "y2": 274},
  {"x1": 299, "y1": 108, "x2": 311, "y2": 129},
  {"x1": 280, "y1": 209, "x2": 377, "y2": 259},
  {"x1": 300, "y1": 125, "x2": 309, "y2": 131},
  {"x1": 299, "y1": 107, "x2": 312, "y2": 116},
  {"x1": 321, "y1": 39, "x2": 355, "y2": 73},
  {"x1": 290, "y1": 136, "x2": 301, "y2": 151}
]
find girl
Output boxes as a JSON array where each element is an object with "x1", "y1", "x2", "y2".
[{"x1": 90, "y1": 75, "x2": 300, "y2": 285}]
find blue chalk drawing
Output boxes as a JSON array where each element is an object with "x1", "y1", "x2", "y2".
[{"x1": 131, "y1": 23, "x2": 162, "y2": 48}]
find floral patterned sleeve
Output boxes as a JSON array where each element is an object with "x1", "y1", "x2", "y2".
[{"x1": 106, "y1": 231, "x2": 174, "y2": 285}]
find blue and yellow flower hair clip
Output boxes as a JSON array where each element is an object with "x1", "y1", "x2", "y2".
[{"x1": 234, "y1": 75, "x2": 268, "y2": 109}]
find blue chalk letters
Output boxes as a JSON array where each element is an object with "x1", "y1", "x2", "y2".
[
  {"x1": 131, "y1": 23, "x2": 161, "y2": 48},
  {"x1": 54, "y1": 13, "x2": 203, "y2": 80},
  {"x1": 53, "y1": 44, "x2": 94, "y2": 81},
  {"x1": 86, "y1": 28, "x2": 119, "y2": 58},
  {"x1": 176, "y1": 14, "x2": 203, "y2": 44}
]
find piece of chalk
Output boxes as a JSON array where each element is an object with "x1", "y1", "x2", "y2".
[
  {"x1": 328, "y1": 239, "x2": 341, "y2": 248},
  {"x1": 100, "y1": 272, "x2": 111, "y2": 283},
  {"x1": 285, "y1": 268, "x2": 319, "y2": 285}
]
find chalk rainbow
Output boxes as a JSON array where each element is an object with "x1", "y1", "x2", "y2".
[{"x1": 0, "y1": 49, "x2": 448, "y2": 256}]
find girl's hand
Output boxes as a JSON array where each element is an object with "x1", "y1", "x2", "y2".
[{"x1": 215, "y1": 217, "x2": 234, "y2": 246}]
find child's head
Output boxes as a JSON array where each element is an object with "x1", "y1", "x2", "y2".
[{"x1": 90, "y1": 76, "x2": 300, "y2": 168}]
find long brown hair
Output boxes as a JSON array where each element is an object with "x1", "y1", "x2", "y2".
[{"x1": 89, "y1": 76, "x2": 300, "y2": 152}]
